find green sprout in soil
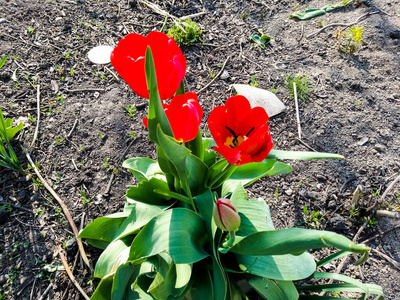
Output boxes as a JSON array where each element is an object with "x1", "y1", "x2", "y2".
[
  {"x1": 250, "y1": 75, "x2": 259, "y2": 87},
  {"x1": 125, "y1": 105, "x2": 137, "y2": 118},
  {"x1": 0, "y1": 108, "x2": 23, "y2": 172},
  {"x1": 336, "y1": 25, "x2": 363, "y2": 54},
  {"x1": 285, "y1": 73, "x2": 313, "y2": 102},
  {"x1": 251, "y1": 29, "x2": 271, "y2": 48},
  {"x1": 167, "y1": 19, "x2": 202, "y2": 46}
]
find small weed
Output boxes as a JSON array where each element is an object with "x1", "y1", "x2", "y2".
[
  {"x1": 70, "y1": 68, "x2": 74, "y2": 76},
  {"x1": 27, "y1": 26, "x2": 35, "y2": 34},
  {"x1": 251, "y1": 29, "x2": 271, "y2": 48},
  {"x1": 353, "y1": 99, "x2": 361, "y2": 106},
  {"x1": 130, "y1": 131, "x2": 136, "y2": 139},
  {"x1": 98, "y1": 131, "x2": 103, "y2": 138},
  {"x1": 63, "y1": 50, "x2": 74, "y2": 59},
  {"x1": 250, "y1": 75, "x2": 259, "y2": 87},
  {"x1": 80, "y1": 190, "x2": 94, "y2": 206},
  {"x1": 32, "y1": 178, "x2": 44, "y2": 188},
  {"x1": 102, "y1": 157, "x2": 109, "y2": 169},
  {"x1": 209, "y1": 69, "x2": 216, "y2": 78},
  {"x1": 53, "y1": 138, "x2": 64, "y2": 147},
  {"x1": 28, "y1": 114, "x2": 36, "y2": 122},
  {"x1": 33, "y1": 207, "x2": 45, "y2": 218},
  {"x1": 167, "y1": 19, "x2": 202, "y2": 46},
  {"x1": 285, "y1": 74, "x2": 313, "y2": 102},
  {"x1": 78, "y1": 145, "x2": 84, "y2": 152},
  {"x1": 336, "y1": 26, "x2": 363, "y2": 54},
  {"x1": 80, "y1": 160, "x2": 85, "y2": 166},
  {"x1": 242, "y1": 12, "x2": 247, "y2": 20},
  {"x1": 318, "y1": 20, "x2": 324, "y2": 28},
  {"x1": 269, "y1": 84, "x2": 280, "y2": 93},
  {"x1": 360, "y1": 216, "x2": 378, "y2": 228},
  {"x1": 302, "y1": 206, "x2": 326, "y2": 227},
  {"x1": 125, "y1": 105, "x2": 137, "y2": 118}
]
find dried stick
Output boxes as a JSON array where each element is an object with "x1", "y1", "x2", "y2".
[
  {"x1": 38, "y1": 282, "x2": 53, "y2": 300},
  {"x1": 57, "y1": 245, "x2": 91, "y2": 300},
  {"x1": 30, "y1": 84, "x2": 40, "y2": 148},
  {"x1": 307, "y1": 11, "x2": 380, "y2": 39},
  {"x1": 197, "y1": 55, "x2": 231, "y2": 95},
  {"x1": 361, "y1": 224, "x2": 400, "y2": 244},
  {"x1": 25, "y1": 151, "x2": 92, "y2": 271},
  {"x1": 293, "y1": 82, "x2": 302, "y2": 139},
  {"x1": 67, "y1": 119, "x2": 79, "y2": 138},
  {"x1": 64, "y1": 88, "x2": 105, "y2": 93},
  {"x1": 179, "y1": 12, "x2": 207, "y2": 20},
  {"x1": 104, "y1": 65, "x2": 119, "y2": 81},
  {"x1": 370, "y1": 248, "x2": 400, "y2": 271}
]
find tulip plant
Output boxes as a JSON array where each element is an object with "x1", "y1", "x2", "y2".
[{"x1": 79, "y1": 32, "x2": 383, "y2": 299}]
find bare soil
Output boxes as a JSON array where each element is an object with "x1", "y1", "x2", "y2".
[{"x1": 1, "y1": 0, "x2": 400, "y2": 299}]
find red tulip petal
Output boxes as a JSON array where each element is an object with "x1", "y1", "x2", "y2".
[
  {"x1": 213, "y1": 145, "x2": 241, "y2": 165},
  {"x1": 143, "y1": 117, "x2": 149, "y2": 129}
]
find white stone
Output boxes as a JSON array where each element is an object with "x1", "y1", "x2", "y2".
[
  {"x1": 231, "y1": 84, "x2": 286, "y2": 117},
  {"x1": 87, "y1": 45, "x2": 114, "y2": 65}
]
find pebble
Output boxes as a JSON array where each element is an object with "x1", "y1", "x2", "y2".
[
  {"x1": 357, "y1": 137, "x2": 369, "y2": 146},
  {"x1": 220, "y1": 70, "x2": 230, "y2": 80},
  {"x1": 17, "y1": 189, "x2": 29, "y2": 202},
  {"x1": 95, "y1": 194, "x2": 104, "y2": 205},
  {"x1": 374, "y1": 144, "x2": 386, "y2": 153},
  {"x1": 284, "y1": 188, "x2": 293, "y2": 196}
]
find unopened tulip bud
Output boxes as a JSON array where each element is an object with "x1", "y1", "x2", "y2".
[{"x1": 213, "y1": 198, "x2": 241, "y2": 232}]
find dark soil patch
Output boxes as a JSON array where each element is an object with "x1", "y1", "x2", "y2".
[{"x1": 1, "y1": 0, "x2": 399, "y2": 299}]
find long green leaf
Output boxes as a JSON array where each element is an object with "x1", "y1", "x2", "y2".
[
  {"x1": 249, "y1": 276, "x2": 299, "y2": 300},
  {"x1": 145, "y1": 47, "x2": 173, "y2": 143},
  {"x1": 230, "y1": 228, "x2": 369, "y2": 256},
  {"x1": 94, "y1": 237, "x2": 132, "y2": 278},
  {"x1": 112, "y1": 202, "x2": 166, "y2": 241},
  {"x1": 237, "y1": 252, "x2": 316, "y2": 281},
  {"x1": 91, "y1": 274, "x2": 113, "y2": 300},
  {"x1": 297, "y1": 282, "x2": 384, "y2": 295},
  {"x1": 129, "y1": 208, "x2": 208, "y2": 264},
  {"x1": 126, "y1": 177, "x2": 171, "y2": 206},
  {"x1": 156, "y1": 124, "x2": 208, "y2": 196},
  {"x1": 316, "y1": 250, "x2": 352, "y2": 268},
  {"x1": 122, "y1": 157, "x2": 163, "y2": 181},
  {"x1": 111, "y1": 262, "x2": 139, "y2": 299},
  {"x1": 0, "y1": 55, "x2": 7, "y2": 70},
  {"x1": 194, "y1": 190, "x2": 228, "y2": 300},
  {"x1": 267, "y1": 149, "x2": 344, "y2": 160}
]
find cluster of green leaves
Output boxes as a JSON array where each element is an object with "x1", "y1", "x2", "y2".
[
  {"x1": 79, "y1": 48, "x2": 383, "y2": 300},
  {"x1": 0, "y1": 107, "x2": 23, "y2": 172},
  {"x1": 167, "y1": 19, "x2": 202, "y2": 46},
  {"x1": 285, "y1": 73, "x2": 313, "y2": 102},
  {"x1": 337, "y1": 26, "x2": 364, "y2": 54},
  {"x1": 251, "y1": 29, "x2": 271, "y2": 48}
]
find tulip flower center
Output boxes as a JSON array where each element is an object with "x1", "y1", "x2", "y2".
[{"x1": 224, "y1": 126, "x2": 254, "y2": 148}]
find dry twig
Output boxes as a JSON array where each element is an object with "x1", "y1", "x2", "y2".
[
  {"x1": 293, "y1": 82, "x2": 302, "y2": 139},
  {"x1": 30, "y1": 85, "x2": 40, "y2": 148},
  {"x1": 25, "y1": 151, "x2": 92, "y2": 271},
  {"x1": 57, "y1": 245, "x2": 91, "y2": 300},
  {"x1": 197, "y1": 55, "x2": 231, "y2": 94},
  {"x1": 307, "y1": 11, "x2": 380, "y2": 39}
]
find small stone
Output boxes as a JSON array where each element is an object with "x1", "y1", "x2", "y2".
[
  {"x1": 95, "y1": 194, "x2": 103, "y2": 205},
  {"x1": 0, "y1": 195, "x2": 3, "y2": 202},
  {"x1": 220, "y1": 70, "x2": 230, "y2": 80},
  {"x1": 0, "y1": 19, "x2": 6, "y2": 24},
  {"x1": 389, "y1": 30, "x2": 400, "y2": 39},
  {"x1": 0, "y1": 274, "x2": 6, "y2": 284},
  {"x1": 357, "y1": 137, "x2": 369, "y2": 146},
  {"x1": 232, "y1": 84, "x2": 286, "y2": 117},
  {"x1": 285, "y1": 188, "x2": 293, "y2": 196},
  {"x1": 308, "y1": 191, "x2": 318, "y2": 200},
  {"x1": 94, "y1": 91, "x2": 100, "y2": 98},
  {"x1": 374, "y1": 144, "x2": 386, "y2": 153}
]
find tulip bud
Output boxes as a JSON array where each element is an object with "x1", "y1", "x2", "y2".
[{"x1": 213, "y1": 198, "x2": 241, "y2": 232}]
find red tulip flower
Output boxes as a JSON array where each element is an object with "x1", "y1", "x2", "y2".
[
  {"x1": 110, "y1": 31, "x2": 186, "y2": 100},
  {"x1": 208, "y1": 95, "x2": 273, "y2": 166},
  {"x1": 143, "y1": 92, "x2": 203, "y2": 143}
]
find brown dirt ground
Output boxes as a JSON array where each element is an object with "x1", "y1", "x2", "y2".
[{"x1": 1, "y1": 0, "x2": 400, "y2": 299}]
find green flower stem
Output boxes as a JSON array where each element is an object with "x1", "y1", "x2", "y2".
[
  {"x1": 222, "y1": 231, "x2": 236, "y2": 248},
  {"x1": 208, "y1": 163, "x2": 237, "y2": 189}
]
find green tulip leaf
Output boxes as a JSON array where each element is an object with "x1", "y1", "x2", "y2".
[
  {"x1": 267, "y1": 149, "x2": 344, "y2": 160},
  {"x1": 1, "y1": 118, "x2": 24, "y2": 141},
  {"x1": 132, "y1": 262, "x2": 157, "y2": 299},
  {"x1": 297, "y1": 272, "x2": 384, "y2": 297},
  {"x1": 185, "y1": 263, "x2": 214, "y2": 300},
  {"x1": 122, "y1": 157, "x2": 163, "y2": 181},
  {"x1": 249, "y1": 276, "x2": 299, "y2": 300},
  {"x1": 112, "y1": 262, "x2": 139, "y2": 299},
  {"x1": 187, "y1": 129, "x2": 204, "y2": 161},
  {"x1": 223, "y1": 160, "x2": 291, "y2": 194},
  {"x1": 316, "y1": 250, "x2": 353, "y2": 268},
  {"x1": 230, "y1": 228, "x2": 369, "y2": 256},
  {"x1": 145, "y1": 47, "x2": 174, "y2": 143},
  {"x1": 230, "y1": 184, "x2": 275, "y2": 235},
  {"x1": 91, "y1": 273, "x2": 113, "y2": 300},
  {"x1": 290, "y1": 0, "x2": 354, "y2": 20},
  {"x1": 78, "y1": 211, "x2": 131, "y2": 248},
  {"x1": 202, "y1": 138, "x2": 218, "y2": 168},
  {"x1": 94, "y1": 237, "x2": 133, "y2": 278},
  {"x1": 0, "y1": 55, "x2": 7, "y2": 70},
  {"x1": 194, "y1": 190, "x2": 228, "y2": 300},
  {"x1": 126, "y1": 177, "x2": 171, "y2": 206},
  {"x1": 156, "y1": 124, "x2": 208, "y2": 196},
  {"x1": 112, "y1": 202, "x2": 166, "y2": 241},
  {"x1": 237, "y1": 252, "x2": 316, "y2": 281},
  {"x1": 129, "y1": 208, "x2": 208, "y2": 264}
]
